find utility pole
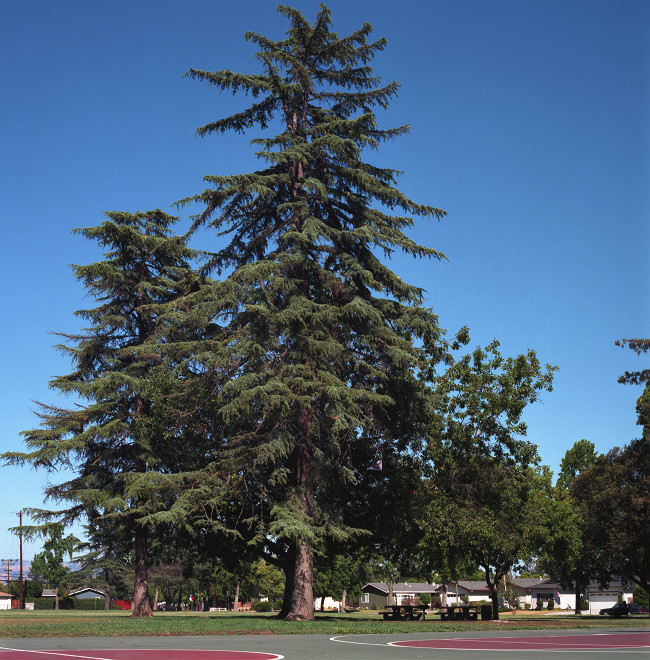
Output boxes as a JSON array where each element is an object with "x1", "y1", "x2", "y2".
[
  {"x1": 1, "y1": 558, "x2": 18, "y2": 585},
  {"x1": 18, "y1": 511, "x2": 24, "y2": 609}
]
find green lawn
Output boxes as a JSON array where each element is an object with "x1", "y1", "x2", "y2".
[{"x1": 0, "y1": 610, "x2": 648, "y2": 638}]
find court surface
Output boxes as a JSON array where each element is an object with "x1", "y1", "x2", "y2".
[{"x1": 1, "y1": 628, "x2": 649, "y2": 659}]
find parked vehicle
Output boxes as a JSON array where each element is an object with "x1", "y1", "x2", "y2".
[
  {"x1": 599, "y1": 603, "x2": 630, "y2": 617},
  {"x1": 628, "y1": 604, "x2": 649, "y2": 615}
]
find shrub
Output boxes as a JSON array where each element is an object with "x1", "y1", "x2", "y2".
[
  {"x1": 633, "y1": 586, "x2": 649, "y2": 609},
  {"x1": 547, "y1": 598, "x2": 554, "y2": 610},
  {"x1": 524, "y1": 603, "x2": 531, "y2": 610},
  {"x1": 536, "y1": 598, "x2": 544, "y2": 610},
  {"x1": 460, "y1": 595, "x2": 469, "y2": 604},
  {"x1": 419, "y1": 593, "x2": 431, "y2": 607},
  {"x1": 252, "y1": 600, "x2": 272, "y2": 612},
  {"x1": 431, "y1": 597, "x2": 442, "y2": 609},
  {"x1": 579, "y1": 596, "x2": 589, "y2": 611},
  {"x1": 273, "y1": 600, "x2": 283, "y2": 611}
]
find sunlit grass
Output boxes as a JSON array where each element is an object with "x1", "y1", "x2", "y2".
[{"x1": 0, "y1": 609, "x2": 647, "y2": 638}]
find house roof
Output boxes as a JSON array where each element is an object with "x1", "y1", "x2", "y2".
[
  {"x1": 362, "y1": 582, "x2": 439, "y2": 594},
  {"x1": 439, "y1": 580, "x2": 491, "y2": 593},
  {"x1": 513, "y1": 578, "x2": 549, "y2": 589},
  {"x1": 41, "y1": 589, "x2": 57, "y2": 597},
  {"x1": 0, "y1": 591, "x2": 12, "y2": 598},
  {"x1": 69, "y1": 587, "x2": 107, "y2": 597}
]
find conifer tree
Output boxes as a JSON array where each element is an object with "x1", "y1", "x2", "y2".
[
  {"x1": 3, "y1": 210, "x2": 196, "y2": 617},
  {"x1": 180, "y1": 5, "x2": 450, "y2": 620}
]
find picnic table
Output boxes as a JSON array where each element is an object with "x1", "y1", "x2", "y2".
[
  {"x1": 381, "y1": 604, "x2": 427, "y2": 621},
  {"x1": 439, "y1": 604, "x2": 478, "y2": 621}
]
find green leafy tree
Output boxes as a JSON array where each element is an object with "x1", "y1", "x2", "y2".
[
  {"x1": 572, "y1": 438, "x2": 650, "y2": 612},
  {"x1": 2, "y1": 211, "x2": 197, "y2": 617},
  {"x1": 540, "y1": 439, "x2": 598, "y2": 614},
  {"x1": 421, "y1": 341, "x2": 557, "y2": 619},
  {"x1": 179, "y1": 4, "x2": 450, "y2": 620},
  {"x1": 29, "y1": 524, "x2": 78, "y2": 610},
  {"x1": 556, "y1": 439, "x2": 599, "y2": 491}
]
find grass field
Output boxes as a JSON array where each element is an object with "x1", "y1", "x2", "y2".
[{"x1": 0, "y1": 610, "x2": 648, "y2": 638}]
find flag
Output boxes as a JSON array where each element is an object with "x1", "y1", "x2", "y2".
[{"x1": 367, "y1": 459, "x2": 382, "y2": 471}]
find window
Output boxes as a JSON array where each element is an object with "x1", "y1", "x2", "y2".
[{"x1": 361, "y1": 593, "x2": 369, "y2": 604}]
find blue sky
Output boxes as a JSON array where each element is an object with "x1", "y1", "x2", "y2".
[{"x1": 1, "y1": 0, "x2": 648, "y2": 566}]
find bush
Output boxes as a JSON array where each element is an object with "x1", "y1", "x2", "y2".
[
  {"x1": 579, "y1": 596, "x2": 589, "y2": 611},
  {"x1": 431, "y1": 597, "x2": 441, "y2": 609},
  {"x1": 524, "y1": 603, "x2": 531, "y2": 610},
  {"x1": 419, "y1": 593, "x2": 431, "y2": 607},
  {"x1": 460, "y1": 595, "x2": 469, "y2": 604},
  {"x1": 29, "y1": 596, "x2": 119, "y2": 610},
  {"x1": 252, "y1": 600, "x2": 272, "y2": 612},
  {"x1": 633, "y1": 586, "x2": 649, "y2": 609},
  {"x1": 536, "y1": 598, "x2": 544, "y2": 610},
  {"x1": 273, "y1": 600, "x2": 283, "y2": 610},
  {"x1": 547, "y1": 598, "x2": 554, "y2": 610}
]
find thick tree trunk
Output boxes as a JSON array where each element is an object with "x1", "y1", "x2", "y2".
[
  {"x1": 490, "y1": 587, "x2": 499, "y2": 620},
  {"x1": 281, "y1": 434, "x2": 315, "y2": 621},
  {"x1": 284, "y1": 540, "x2": 314, "y2": 620},
  {"x1": 387, "y1": 581, "x2": 394, "y2": 607},
  {"x1": 131, "y1": 524, "x2": 152, "y2": 617},
  {"x1": 234, "y1": 582, "x2": 240, "y2": 611},
  {"x1": 341, "y1": 588, "x2": 347, "y2": 612}
]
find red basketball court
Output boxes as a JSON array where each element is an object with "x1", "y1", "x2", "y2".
[{"x1": 390, "y1": 631, "x2": 650, "y2": 651}]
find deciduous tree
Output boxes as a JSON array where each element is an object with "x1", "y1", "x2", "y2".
[
  {"x1": 29, "y1": 524, "x2": 78, "y2": 610},
  {"x1": 421, "y1": 341, "x2": 557, "y2": 619}
]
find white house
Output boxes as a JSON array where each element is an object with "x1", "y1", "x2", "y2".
[{"x1": 0, "y1": 591, "x2": 13, "y2": 610}]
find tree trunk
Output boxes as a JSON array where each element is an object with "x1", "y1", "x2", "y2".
[
  {"x1": 131, "y1": 523, "x2": 152, "y2": 617},
  {"x1": 153, "y1": 587, "x2": 159, "y2": 611},
  {"x1": 341, "y1": 588, "x2": 347, "y2": 612},
  {"x1": 441, "y1": 582, "x2": 448, "y2": 608},
  {"x1": 277, "y1": 544, "x2": 296, "y2": 619},
  {"x1": 490, "y1": 587, "x2": 499, "y2": 620},
  {"x1": 574, "y1": 574, "x2": 581, "y2": 615},
  {"x1": 387, "y1": 581, "x2": 394, "y2": 607},
  {"x1": 54, "y1": 587, "x2": 59, "y2": 611},
  {"x1": 234, "y1": 582, "x2": 240, "y2": 611},
  {"x1": 281, "y1": 436, "x2": 315, "y2": 621},
  {"x1": 283, "y1": 540, "x2": 314, "y2": 620},
  {"x1": 320, "y1": 594, "x2": 325, "y2": 612}
]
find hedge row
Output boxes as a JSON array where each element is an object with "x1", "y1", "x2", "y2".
[{"x1": 29, "y1": 597, "x2": 120, "y2": 610}]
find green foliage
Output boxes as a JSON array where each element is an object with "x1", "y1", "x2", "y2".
[
  {"x1": 633, "y1": 586, "x2": 648, "y2": 609},
  {"x1": 556, "y1": 439, "x2": 599, "y2": 491},
  {"x1": 571, "y1": 438, "x2": 650, "y2": 596},
  {"x1": 252, "y1": 600, "x2": 273, "y2": 612},
  {"x1": 177, "y1": 3, "x2": 451, "y2": 618},
  {"x1": 29, "y1": 524, "x2": 79, "y2": 604},
  {"x1": 7, "y1": 580, "x2": 42, "y2": 599}
]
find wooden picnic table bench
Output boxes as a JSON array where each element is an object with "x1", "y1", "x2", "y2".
[
  {"x1": 380, "y1": 604, "x2": 427, "y2": 621},
  {"x1": 439, "y1": 604, "x2": 478, "y2": 621}
]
